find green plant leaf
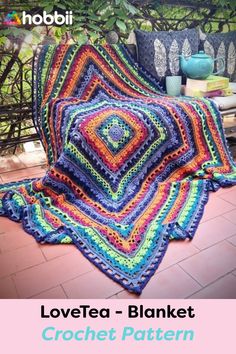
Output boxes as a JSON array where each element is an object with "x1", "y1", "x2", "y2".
[
  {"x1": 89, "y1": 31, "x2": 100, "y2": 41},
  {"x1": 87, "y1": 23, "x2": 102, "y2": 32},
  {"x1": 101, "y1": 9, "x2": 114, "y2": 20},
  {"x1": 123, "y1": 2, "x2": 139, "y2": 15},
  {"x1": 40, "y1": 0, "x2": 51, "y2": 6},
  {"x1": 116, "y1": 19, "x2": 127, "y2": 32},
  {"x1": 31, "y1": 30, "x2": 41, "y2": 39},
  {"x1": 76, "y1": 33, "x2": 88, "y2": 45},
  {"x1": 114, "y1": 9, "x2": 127, "y2": 20},
  {"x1": 0, "y1": 29, "x2": 11, "y2": 36},
  {"x1": 56, "y1": 4, "x2": 66, "y2": 10},
  {"x1": 95, "y1": 0, "x2": 110, "y2": 12},
  {"x1": 72, "y1": 16, "x2": 85, "y2": 21},
  {"x1": 87, "y1": 15, "x2": 100, "y2": 21},
  {"x1": 71, "y1": 22, "x2": 85, "y2": 29},
  {"x1": 44, "y1": 5, "x2": 54, "y2": 13},
  {"x1": 105, "y1": 17, "x2": 116, "y2": 29}
]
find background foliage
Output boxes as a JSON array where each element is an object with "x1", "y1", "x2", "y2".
[
  {"x1": 0, "y1": 0, "x2": 235, "y2": 153},
  {"x1": 1, "y1": 0, "x2": 236, "y2": 49}
]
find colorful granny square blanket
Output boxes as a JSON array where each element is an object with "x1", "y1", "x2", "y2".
[{"x1": 1, "y1": 44, "x2": 236, "y2": 294}]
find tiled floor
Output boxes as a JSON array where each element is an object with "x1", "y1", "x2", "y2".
[{"x1": 0, "y1": 151, "x2": 236, "y2": 299}]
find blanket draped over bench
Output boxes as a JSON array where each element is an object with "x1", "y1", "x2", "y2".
[{"x1": 1, "y1": 44, "x2": 236, "y2": 294}]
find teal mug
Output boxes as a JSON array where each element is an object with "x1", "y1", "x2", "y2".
[{"x1": 166, "y1": 75, "x2": 182, "y2": 96}]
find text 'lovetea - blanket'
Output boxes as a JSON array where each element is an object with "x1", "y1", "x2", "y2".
[{"x1": 0, "y1": 44, "x2": 236, "y2": 294}]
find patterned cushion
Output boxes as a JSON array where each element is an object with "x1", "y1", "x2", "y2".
[
  {"x1": 200, "y1": 31, "x2": 236, "y2": 82},
  {"x1": 134, "y1": 28, "x2": 200, "y2": 87}
]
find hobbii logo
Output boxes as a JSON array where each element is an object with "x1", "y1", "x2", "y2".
[{"x1": 22, "y1": 11, "x2": 73, "y2": 25}]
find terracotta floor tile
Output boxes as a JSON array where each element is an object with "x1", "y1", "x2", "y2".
[
  {"x1": 179, "y1": 241, "x2": 236, "y2": 286},
  {"x1": 0, "y1": 276, "x2": 18, "y2": 298},
  {"x1": 137, "y1": 265, "x2": 201, "y2": 299},
  {"x1": 200, "y1": 195, "x2": 235, "y2": 223},
  {"x1": 62, "y1": 269, "x2": 123, "y2": 298},
  {"x1": 227, "y1": 235, "x2": 236, "y2": 246},
  {"x1": 192, "y1": 216, "x2": 236, "y2": 250},
  {"x1": 211, "y1": 187, "x2": 234, "y2": 197},
  {"x1": 18, "y1": 151, "x2": 46, "y2": 168},
  {"x1": 13, "y1": 250, "x2": 94, "y2": 298},
  {"x1": 31, "y1": 286, "x2": 67, "y2": 299},
  {"x1": 157, "y1": 239, "x2": 199, "y2": 272},
  {"x1": 117, "y1": 268, "x2": 202, "y2": 299},
  {"x1": 108, "y1": 295, "x2": 119, "y2": 299},
  {"x1": 223, "y1": 209, "x2": 236, "y2": 225},
  {"x1": 1, "y1": 166, "x2": 46, "y2": 183},
  {"x1": 0, "y1": 244, "x2": 45, "y2": 278},
  {"x1": 189, "y1": 274, "x2": 236, "y2": 299},
  {"x1": 0, "y1": 218, "x2": 24, "y2": 233},
  {"x1": 0, "y1": 155, "x2": 26, "y2": 173},
  {"x1": 1, "y1": 153, "x2": 236, "y2": 299},
  {"x1": 219, "y1": 189, "x2": 236, "y2": 206},
  {"x1": 219, "y1": 185, "x2": 236, "y2": 194},
  {"x1": 117, "y1": 291, "x2": 139, "y2": 299},
  {"x1": 40, "y1": 243, "x2": 77, "y2": 261},
  {"x1": 0, "y1": 224, "x2": 36, "y2": 252}
]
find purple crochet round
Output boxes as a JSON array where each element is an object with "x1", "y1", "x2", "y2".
[{"x1": 108, "y1": 124, "x2": 124, "y2": 141}]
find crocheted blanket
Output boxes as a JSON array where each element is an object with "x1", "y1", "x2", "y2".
[{"x1": 1, "y1": 44, "x2": 236, "y2": 294}]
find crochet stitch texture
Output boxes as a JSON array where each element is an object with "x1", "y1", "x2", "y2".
[{"x1": 0, "y1": 44, "x2": 236, "y2": 294}]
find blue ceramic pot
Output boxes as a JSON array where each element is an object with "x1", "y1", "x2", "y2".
[{"x1": 179, "y1": 51, "x2": 225, "y2": 79}]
